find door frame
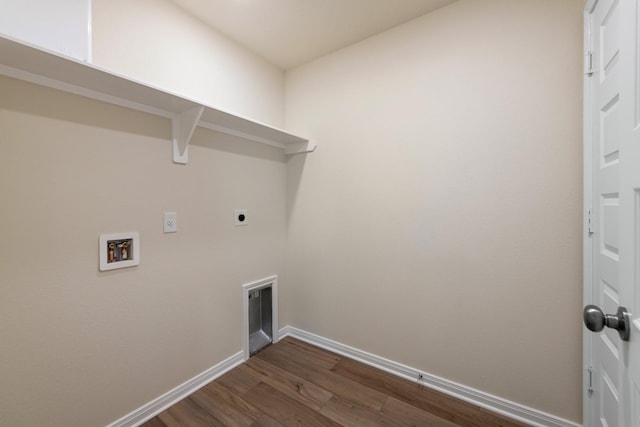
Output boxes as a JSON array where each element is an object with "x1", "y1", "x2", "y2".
[{"x1": 582, "y1": 1, "x2": 596, "y2": 426}]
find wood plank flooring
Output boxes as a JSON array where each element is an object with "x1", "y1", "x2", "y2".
[{"x1": 142, "y1": 337, "x2": 530, "y2": 427}]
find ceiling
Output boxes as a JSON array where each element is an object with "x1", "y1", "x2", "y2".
[{"x1": 170, "y1": 0, "x2": 458, "y2": 70}]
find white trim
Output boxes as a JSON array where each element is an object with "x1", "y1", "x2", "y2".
[
  {"x1": 106, "y1": 351, "x2": 244, "y2": 427},
  {"x1": 279, "y1": 326, "x2": 581, "y2": 427},
  {"x1": 106, "y1": 325, "x2": 580, "y2": 427},
  {"x1": 242, "y1": 275, "x2": 279, "y2": 361},
  {"x1": 583, "y1": 2, "x2": 595, "y2": 426}
]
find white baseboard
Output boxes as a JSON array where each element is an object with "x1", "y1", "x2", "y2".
[
  {"x1": 278, "y1": 326, "x2": 581, "y2": 427},
  {"x1": 107, "y1": 326, "x2": 580, "y2": 427},
  {"x1": 107, "y1": 351, "x2": 244, "y2": 427}
]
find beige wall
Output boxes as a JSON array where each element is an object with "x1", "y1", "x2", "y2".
[
  {"x1": 92, "y1": 0, "x2": 285, "y2": 128},
  {"x1": 0, "y1": 3, "x2": 290, "y2": 426},
  {"x1": 283, "y1": 0, "x2": 584, "y2": 422},
  {"x1": 1, "y1": 0, "x2": 585, "y2": 425},
  {"x1": 0, "y1": 76, "x2": 287, "y2": 426}
]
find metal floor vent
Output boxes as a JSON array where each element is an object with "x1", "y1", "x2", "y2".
[{"x1": 248, "y1": 286, "x2": 273, "y2": 355}]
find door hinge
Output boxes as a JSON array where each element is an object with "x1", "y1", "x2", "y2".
[
  {"x1": 587, "y1": 365, "x2": 594, "y2": 394},
  {"x1": 585, "y1": 51, "x2": 594, "y2": 76},
  {"x1": 587, "y1": 208, "x2": 594, "y2": 235}
]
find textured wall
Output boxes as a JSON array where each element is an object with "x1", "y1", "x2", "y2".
[{"x1": 283, "y1": 0, "x2": 584, "y2": 422}]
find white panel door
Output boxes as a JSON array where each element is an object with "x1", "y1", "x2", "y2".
[{"x1": 584, "y1": 0, "x2": 640, "y2": 426}]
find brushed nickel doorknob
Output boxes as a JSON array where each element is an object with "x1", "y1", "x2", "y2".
[{"x1": 583, "y1": 305, "x2": 630, "y2": 341}]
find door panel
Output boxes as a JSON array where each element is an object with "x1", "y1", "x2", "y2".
[
  {"x1": 621, "y1": 0, "x2": 640, "y2": 425},
  {"x1": 590, "y1": 1, "x2": 623, "y2": 425},
  {"x1": 586, "y1": 0, "x2": 640, "y2": 425}
]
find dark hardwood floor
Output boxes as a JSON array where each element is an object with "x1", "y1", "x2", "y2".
[{"x1": 142, "y1": 337, "x2": 529, "y2": 427}]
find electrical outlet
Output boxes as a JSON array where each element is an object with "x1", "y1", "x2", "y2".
[
  {"x1": 164, "y1": 212, "x2": 177, "y2": 233},
  {"x1": 235, "y1": 209, "x2": 248, "y2": 226}
]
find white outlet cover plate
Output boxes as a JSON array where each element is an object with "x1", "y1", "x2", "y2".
[
  {"x1": 164, "y1": 212, "x2": 177, "y2": 233},
  {"x1": 235, "y1": 209, "x2": 248, "y2": 226}
]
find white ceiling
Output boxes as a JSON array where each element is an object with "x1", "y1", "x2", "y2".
[{"x1": 170, "y1": 0, "x2": 458, "y2": 69}]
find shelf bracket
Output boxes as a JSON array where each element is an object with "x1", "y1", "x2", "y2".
[
  {"x1": 284, "y1": 140, "x2": 317, "y2": 155},
  {"x1": 172, "y1": 105, "x2": 205, "y2": 164}
]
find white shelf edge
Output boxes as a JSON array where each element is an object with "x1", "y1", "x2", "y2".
[
  {"x1": 284, "y1": 140, "x2": 317, "y2": 155},
  {"x1": 0, "y1": 34, "x2": 315, "y2": 162},
  {"x1": 0, "y1": 63, "x2": 175, "y2": 119},
  {"x1": 198, "y1": 120, "x2": 286, "y2": 150}
]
